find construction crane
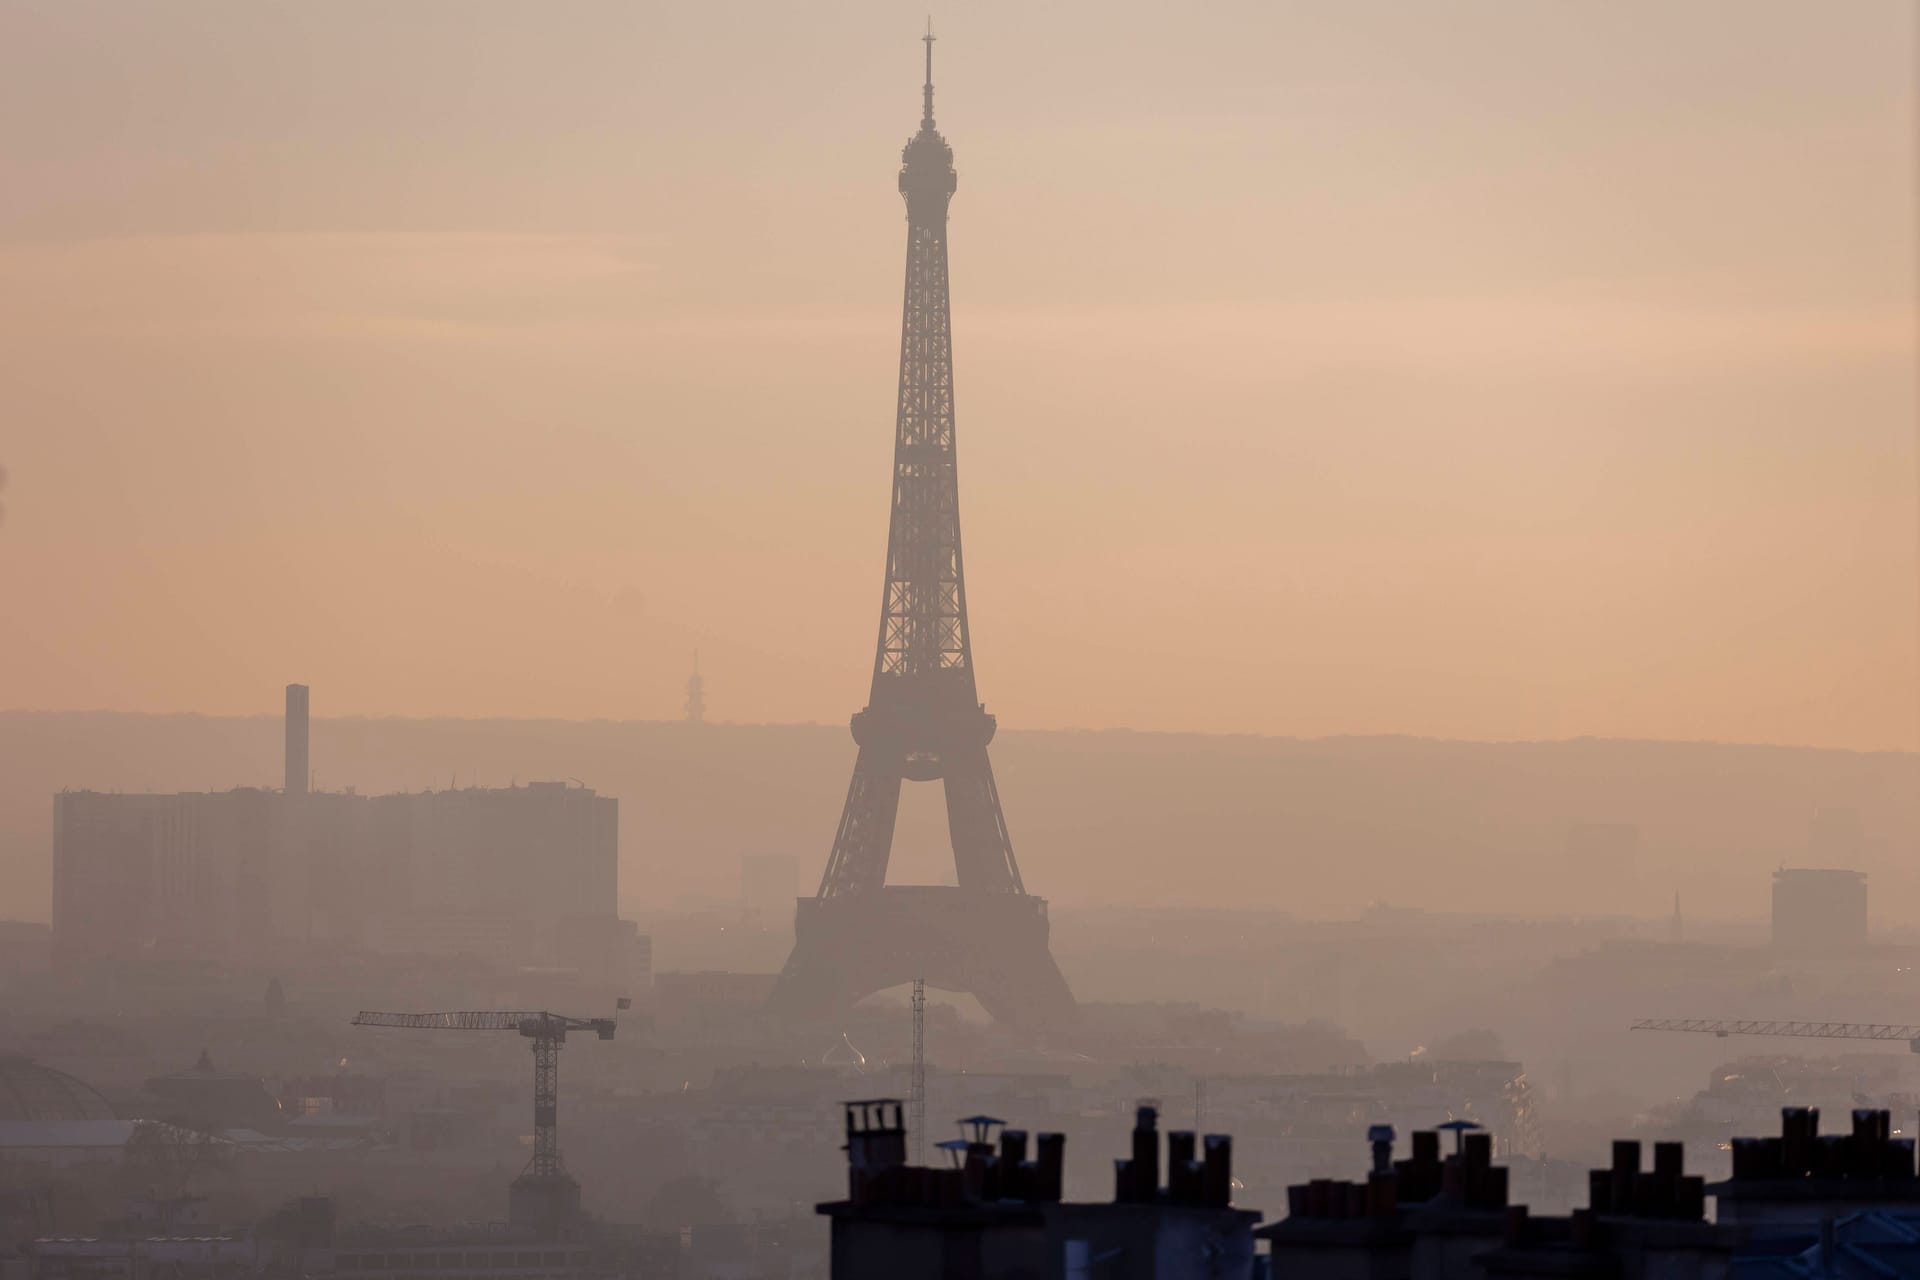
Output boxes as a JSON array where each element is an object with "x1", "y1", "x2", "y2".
[
  {"x1": 1631, "y1": 1018, "x2": 1920, "y2": 1053},
  {"x1": 351, "y1": 1002, "x2": 628, "y2": 1234}
]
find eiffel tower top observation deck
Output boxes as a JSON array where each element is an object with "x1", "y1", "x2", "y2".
[{"x1": 898, "y1": 25, "x2": 957, "y2": 223}]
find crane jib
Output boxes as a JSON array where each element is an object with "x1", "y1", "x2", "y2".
[
  {"x1": 350, "y1": 1010, "x2": 612, "y2": 1038},
  {"x1": 1632, "y1": 1018, "x2": 1920, "y2": 1053}
]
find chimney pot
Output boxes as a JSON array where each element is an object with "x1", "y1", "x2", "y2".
[
  {"x1": 1412, "y1": 1131, "x2": 1440, "y2": 1167},
  {"x1": 1035, "y1": 1133, "x2": 1066, "y2": 1202},
  {"x1": 1132, "y1": 1107, "x2": 1160, "y2": 1198},
  {"x1": 1202, "y1": 1134, "x2": 1232, "y2": 1207},
  {"x1": 1000, "y1": 1129, "x2": 1028, "y2": 1168}
]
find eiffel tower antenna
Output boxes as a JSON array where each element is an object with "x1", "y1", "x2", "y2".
[
  {"x1": 921, "y1": 18, "x2": 936, "y2": 130},
  {"x1": 769, "y1": 34, "x2": 1076, "y2": 1028},
  {"x1": 911, "y1": 976, "x2": 927, "y2": 1163}
]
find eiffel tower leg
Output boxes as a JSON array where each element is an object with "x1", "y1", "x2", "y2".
[
  {"x1": 816, "y1": 748, "x2": 903, "y2": 897},
  {"x1": 771, "y1": 749, "x2": 903, "y2": 1015},
  {"x1": 767, "y1": 914, "x2": 858, "y2": 1018},
  {"x1": 943, "y1": 747, "x2": 1024, "y2": 894},
  {"x1": 964, "y1": 928, "x2": 1078, "y2": 1027}
]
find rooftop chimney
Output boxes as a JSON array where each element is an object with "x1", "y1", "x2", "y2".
[
  {"x1": 1130, "y1": 1104, "x2": 1159, "y2": 1201},
  {"x1": 842, "y1": 1100, "x2": 907, "y2": 1203},
  {"x1": 285, "y1": 684, "x2": 309, "y2": 797},
  {"x1": 1202, "y1": 1134, "x2": 1233, "y2": 1207},
  {"x1": 1035, "y1": 1133, "x2": 1066, "y2": 1203},
  {"x1": 1368, "y1": 1125, "x2": 1396, "y2": 1176}
]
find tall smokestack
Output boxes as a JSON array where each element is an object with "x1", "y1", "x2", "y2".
[{"x1": 285, "y1": 684, "x2": 309, "y2": 797}]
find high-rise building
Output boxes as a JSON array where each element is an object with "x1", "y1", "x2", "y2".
[
  {"x1": 1771, "y1": 867, "x2": 1866, "y2": 951},
  {"x1": 51, "y1": 686, "x2": 632, "y2": 977}
]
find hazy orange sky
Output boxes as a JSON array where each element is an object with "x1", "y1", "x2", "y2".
[{"x1": 0, "y1": 1, "x2": 1914, "y2": 749}]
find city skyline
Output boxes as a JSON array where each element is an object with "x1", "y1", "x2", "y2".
[{"x1": 0, "y1": 15, "x2": 1917, "y2": 1276}]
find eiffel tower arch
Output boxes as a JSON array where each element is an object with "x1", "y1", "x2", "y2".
[{"x1": 769, "y1": 33, "x2": 1076, "y2": 1028}]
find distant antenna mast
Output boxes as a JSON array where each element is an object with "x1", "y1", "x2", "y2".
[
  {"x1": 911, "y1": 976, "x2": 927, "y2": 1163},
  {"x1": 685, "y1": 651, "x2": 706, "y2": 725}
]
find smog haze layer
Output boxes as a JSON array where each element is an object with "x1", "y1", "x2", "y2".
[{"x1": 0, "y1": 0, "x2": 1915, "y2": 749}]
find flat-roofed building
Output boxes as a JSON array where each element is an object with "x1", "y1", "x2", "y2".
[
  {"x1": 51, "y1": 685, "x2": 631, "y2": 978},
  {"x1": 1771, "y1": 868, "x2": 1867, "y2": 951}
]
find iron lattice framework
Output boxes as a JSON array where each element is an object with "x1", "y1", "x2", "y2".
[
  {"x1": 352, "y1": 1009, "x2": 617, "y2": 1178},
  {"x1": 911, "y1": 977, "x2": 927, "y2": 1162},
  {"x1": 1632, "y1": 1018, "x2": 1920, "y2": 1045},
  {"x1": 528, "y1": 1035, "x2": 561, "y2": 1177},
  {"x1": 814, "y1": 28, "x2": 1025, "y2": 901}
]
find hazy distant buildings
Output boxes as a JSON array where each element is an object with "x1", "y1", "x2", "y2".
[
  {"x1": 52, "y1": 685, "x2": 640, "y2": 984},
  {"x1": 740, "y1": 853, "x2": 797, "y2": 918},
  {"x1": 52, "y1": 787, "x2": 279, "y2": 967},
  {"x1": 362, "y1": 782, "x2": 616, "y2": 941},
  {"x1": 1564, "y1": 821, "x2": 1641, "y2": 912},
  {"x1": 324, "y1": 1232, "x2": 677, "y2": 1280},
  {"x1": 652, "y1": 970, "x2": 779, "y2": 1034},
  {"x1": 144, "y1": 1049, "x2": 286, "y2": 1132},
  {"x1": 0, "y1": 1058, "x2": 116, "y2": 1124},
  {"x1": 1771, "y1": 867, "x2": 1867, "y2": 951}
]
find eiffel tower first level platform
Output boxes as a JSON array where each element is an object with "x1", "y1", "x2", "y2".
[
  {"x1": 768, "y1": 33, "x2": 1076, "y2": 1028},
  {"x1": 775, "y1": 887, "x2": 1074, "y2": 1025}
]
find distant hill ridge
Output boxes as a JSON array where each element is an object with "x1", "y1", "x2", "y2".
[{"x1": 2, "y1": 710, "x2": 1913, "y2": 923}]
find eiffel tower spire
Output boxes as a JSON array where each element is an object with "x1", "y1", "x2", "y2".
[
  {"x1": 921, "y1": 18, "x2": 936, "y2": 131},
  {"x1": 771, "y1": 36, "x2": 1075, "y2": 1028}
]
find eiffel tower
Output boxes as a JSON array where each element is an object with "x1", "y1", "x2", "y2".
[{"x1": 770, "y1": 31, "x2": 1076, "y2": 1027}]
